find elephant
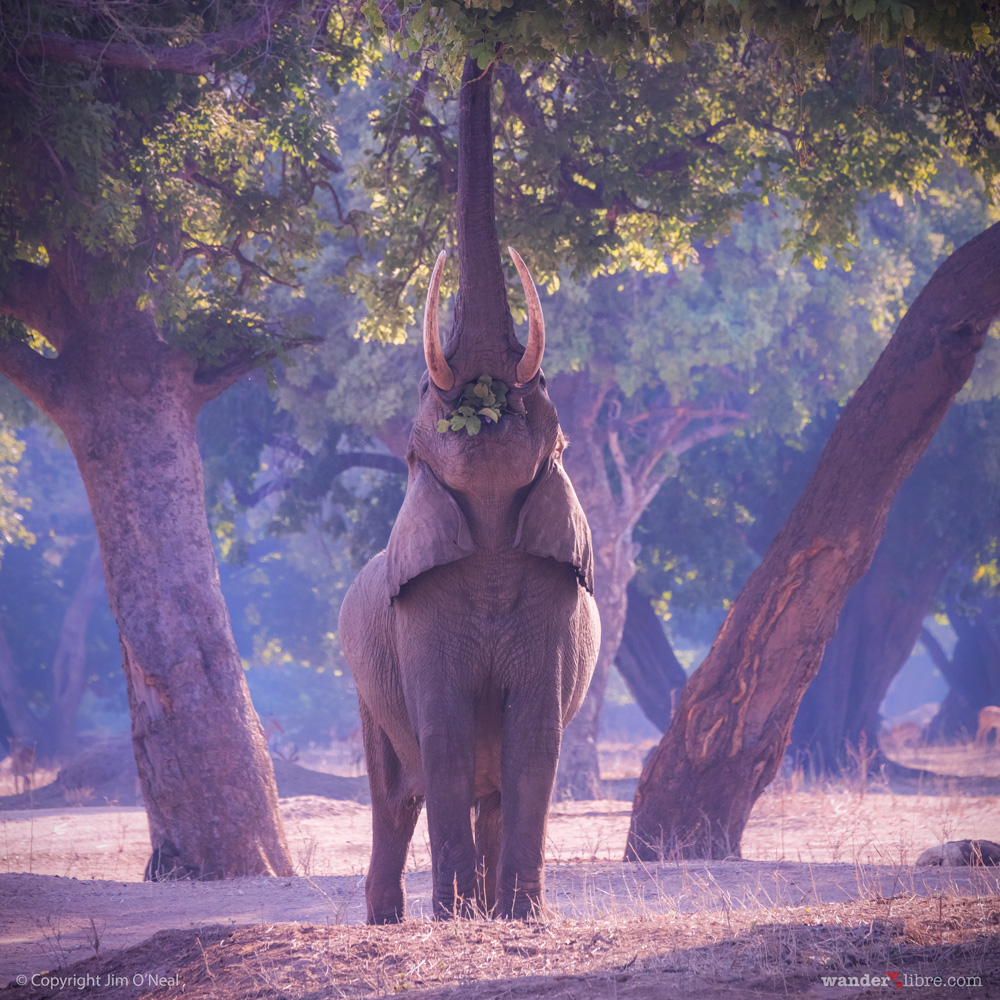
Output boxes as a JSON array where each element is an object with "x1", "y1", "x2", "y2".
[{"x1": 338, "y1": 246, "x2": 600, "y2": 922}]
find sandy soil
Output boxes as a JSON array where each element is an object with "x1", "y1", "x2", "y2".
[{"x1": 1, "y1": 743, "x2": 999, "y2": 999}]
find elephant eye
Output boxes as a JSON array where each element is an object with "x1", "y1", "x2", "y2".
[{"x1": 539, "y1": 373, "x2": 547, "y2": 388}]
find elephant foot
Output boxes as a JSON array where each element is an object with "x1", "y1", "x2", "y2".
[
  {"x1": 365, "y1": 883, "x2": 405, "y2": 924},
  {"x1": 496, "y1": 879, "x2": 549, "y2": 921}
]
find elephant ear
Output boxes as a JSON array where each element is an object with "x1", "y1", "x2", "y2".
[
  {"x1": 385, "y1": 458, "x2": 474, "y2": 599},
  {"x1": 514, "y1": 457, "x2": 595, "y2": 594}
]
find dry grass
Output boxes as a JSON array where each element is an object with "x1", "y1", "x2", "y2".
[{"x1": 4, "y1": 892, "x2": 998, "y2": 1000}]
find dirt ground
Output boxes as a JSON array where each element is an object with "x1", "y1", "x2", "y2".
[{"x1": 1, "y1": 741, "x2": 999, "y2": 999}]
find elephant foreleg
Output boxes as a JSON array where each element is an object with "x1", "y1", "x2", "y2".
[
  {"x1": 475, "y1": 790, "x2": 502, "y2": 915},
  {"x1": 418, "y1": 708, "x2": 478, "y2": 918},
  {"x1": 497, "y1": 695, "x2": 561, "y2": 919},
  {"x1": 360, "y1": 700, "x2": 423, "y2": 924}
]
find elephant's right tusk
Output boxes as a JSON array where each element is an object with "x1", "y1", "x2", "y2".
[
  {"x1": 509, "y1": 247, "x2": 545, "y2": 384},
  {"x1": 424, "y1": 250, "x2": 455, "y2": 391}
]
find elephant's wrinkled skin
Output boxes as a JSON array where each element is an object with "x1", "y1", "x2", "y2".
[{"x1": 339, "y1": 249, "x2": 599, "y2": 922}]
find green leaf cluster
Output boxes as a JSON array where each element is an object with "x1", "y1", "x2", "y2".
[
  {"x1": 0, "y1": 1, "x2": 366, "y2": 361},
  {"x1": 437, "y1": 375, "x2": 510, "y2": 435}
]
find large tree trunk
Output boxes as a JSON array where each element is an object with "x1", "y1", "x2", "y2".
[
  {"x1": 551, "y1": 374, "x2": 636, "y2": 798},
  {"x1": 615, "y1": 580, "x2": 688, "y2": 732},
  {"x1": 626, "y1": 221, "x2": 1000, "y2": 861},
  {"x1": 790, "y1": 543, "x2": 947, "y2": 770},
  {"x1": 0, "y1": 254, "x2": 292, "y2": 878},
  {"x1": 551, "y1": 370, "x2": 743, "y2": 797}
]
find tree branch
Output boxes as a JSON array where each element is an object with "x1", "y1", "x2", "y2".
[
  {"x1": 0, "y1": 265, "x2": 68, "y2": 413},
  {"x1": 496, "y1": 63, "x2": 545, "y2": 128},
  {"x1": 192, "y1": 334, "x2": 315, "y2": 404},
  {"x1": 18, "y1": 0, "x2": 300, "y2": 76}
]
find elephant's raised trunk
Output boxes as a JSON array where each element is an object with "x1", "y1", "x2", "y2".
[{"x1": 425, "y1": 56, "x2": 545, "y2": 386}]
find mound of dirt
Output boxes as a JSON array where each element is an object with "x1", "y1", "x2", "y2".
[
  {"x1": 0, "y1": 740, "x2": 369, "y2": 812},
  {"x1": 271, "y1": 758, "x2": 369, "y2": 803},
  {"x1": 0, "y1": 738, "x2": 140, "y2": 810}
]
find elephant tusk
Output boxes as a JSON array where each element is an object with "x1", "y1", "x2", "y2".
[
  {"x1": 509, "y1": 247, "x2": 545, "y2": 384},
  {"x1": 423, "y1": 250, "x2": 455, "y2": 391}
]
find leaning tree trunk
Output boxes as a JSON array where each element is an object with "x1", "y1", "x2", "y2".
[
  {"x1": 614, "y1": 580, "x2": 689, "y2": 732},
  {"x1": 790, "y1": 542, "x2": 948, "y2": 770},
  {"x1": 626, "y1": 221, "x2": 1000, "y2": 861},
  {"x1": 0, "y1": 253, "x2": 292, "y2": 878}
]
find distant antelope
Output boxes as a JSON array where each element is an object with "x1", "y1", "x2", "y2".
[
  {"x1": 976, "y1": 705, "x2": 1000, "y2": 747},
  {"x1": 8, "y1": 737, "x2": 35, "y2": 795},
  {"x1": 883, "y1": 721, "x2": 923, "y2": 752},
  {"x1": 262, "y1": 716, "x2": 284, "y2": 748}
]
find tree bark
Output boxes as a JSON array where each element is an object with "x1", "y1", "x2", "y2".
[
  {"x1": 790, "y1": 543, "x2": 947, "y2": 770},
  {"x1": 626, "y1": 221, "x2": 1000, "y2": 861},
  {"x1": 0, "y1": 253, "x2": 292, "y2": 878},
  {"x1": 614, "y1": 581, "x2": 688, "y2": 732}
]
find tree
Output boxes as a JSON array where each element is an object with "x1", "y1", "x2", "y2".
[
  {"x1": 342, "y1": 2, "x2": 1000, "y2": 796},
  {"x1": 791, "y1": 399, "x2": 1000, "y2": 766},
  {"x1": 0, "y1": 0, "x2": 362, "y2": 877},
  {"x1": 626, "y1": 219, "x2": 1000, "y2": 859}
]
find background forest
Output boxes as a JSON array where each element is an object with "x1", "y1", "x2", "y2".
[{"x1": 1, "y1": 0, "x2": 999, "y2": 804}]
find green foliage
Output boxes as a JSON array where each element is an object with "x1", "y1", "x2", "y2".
[
  {"x1": 347, "y1": 22, "x2": 999, "y2": 347},
  {"x1": 437, "y1": 375, "x2": 509, "y2": 435},
  {"x1": 0, "y1": 1, "x2": 366, "y2": 360},
  {"x1": 397, "y1": 0, "x2": 996, "y2": 65},
  {"x1": 0, "y1": 423, "x2": 34, "y2": 564}
]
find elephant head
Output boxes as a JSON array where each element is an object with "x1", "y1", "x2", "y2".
[{"x1": 383, "y1": 247, "x2": 593, "y2": 601}]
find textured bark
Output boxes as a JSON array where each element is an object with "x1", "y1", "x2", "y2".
[
  {"x1": 615, "y1": 581, "x2": 689, "y2": 732},
  {"x1": 790, "y1": 544, "x2": 947, "y2": 770},
  {"x1": 626, "y1": 221, "x2": 1000, "y2": 861},
  {"x1": 0, "y1": 250, "x2": 292, "y2": 878}
]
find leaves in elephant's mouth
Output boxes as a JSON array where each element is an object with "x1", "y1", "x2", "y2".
[{"x1": 437, "y1": 375, "x2": 511, "y2": 436}]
